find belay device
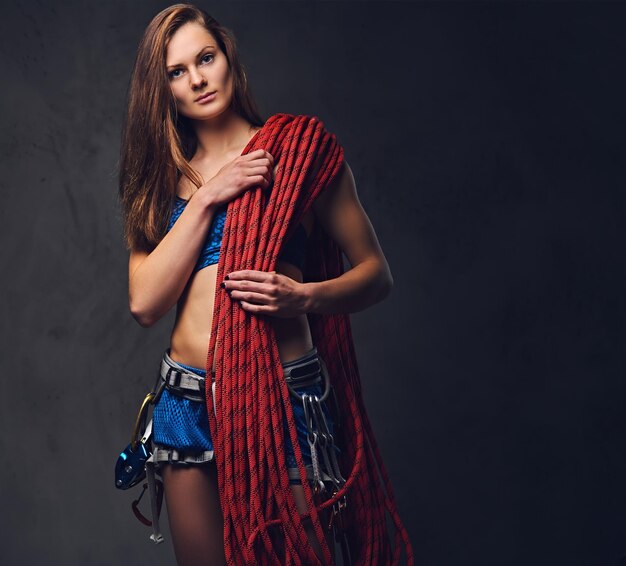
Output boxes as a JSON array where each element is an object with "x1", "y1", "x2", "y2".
[{"x1": 114, "y1": 378, "x2": 165, "y2": 544}]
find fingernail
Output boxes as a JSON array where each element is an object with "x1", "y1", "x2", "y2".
[
  {"x1": 220, "y1": 282, "x2": 225, "y2": 288},
  {"x1": 225, "y1": 275, "x2": 230, "y2": 280}
]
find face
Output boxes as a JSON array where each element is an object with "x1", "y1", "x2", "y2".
[{"x1": 165, "y1": 22, "x2": 233, "y2": 121}]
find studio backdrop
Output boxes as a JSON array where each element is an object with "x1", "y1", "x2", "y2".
[{"x1": 1, "y1": 2, "x2": 625, "y2": 565}]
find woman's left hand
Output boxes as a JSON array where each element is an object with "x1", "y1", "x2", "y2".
[{"x1": 222, "y1": 270, "x2": 308, "y2": 318}]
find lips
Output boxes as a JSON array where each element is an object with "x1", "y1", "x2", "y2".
[{"x1": 195, "y1": 91, "x2": 217, "y2": 102}]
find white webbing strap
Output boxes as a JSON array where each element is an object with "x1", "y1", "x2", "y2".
[
  {"x1": 140, "y1": 418, "x2": 153, "y2": 445},
  {"x1": 145, "y1": 452, "x2": 164, "y2": 545},
  {"x1": 140, "y1": 418, "x2": 163, "y2": 545}
]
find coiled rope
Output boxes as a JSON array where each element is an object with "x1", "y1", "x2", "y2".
[{"x1": 204, "y1": 113, "x2": 414, "y2": 565}]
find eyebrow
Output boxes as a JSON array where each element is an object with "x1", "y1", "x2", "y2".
[{"x1": 166, "y1": 45, "x2": 215, "y2": 69}]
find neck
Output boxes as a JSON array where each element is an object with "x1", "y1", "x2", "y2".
[{"x1": 190, "y1": 109, "x2": 257, "y2": 160}]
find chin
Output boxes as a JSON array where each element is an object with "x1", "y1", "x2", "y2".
[{"x1": 187, "y1": 102, "x2": 230, "y2": 122}]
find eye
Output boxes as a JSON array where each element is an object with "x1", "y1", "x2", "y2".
[{"x1": 168, "y1": 53, "x2": 214, "y2": 79}]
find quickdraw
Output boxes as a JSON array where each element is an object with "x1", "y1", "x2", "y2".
[{"x1": 288, "y1": 355, "x2": 353, "y2": 564}]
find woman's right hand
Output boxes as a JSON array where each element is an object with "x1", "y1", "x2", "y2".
[{"x1": 199, "y1": 149, "x2": 275, "y2": 208}]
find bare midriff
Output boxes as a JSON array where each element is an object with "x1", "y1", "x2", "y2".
[{"x1": 168, "y1": 209, "x2": 316, "y2": 372}]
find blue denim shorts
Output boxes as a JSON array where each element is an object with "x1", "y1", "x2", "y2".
[{"x1": 152, "y1": 347, "x2": 341, "y2": 485}]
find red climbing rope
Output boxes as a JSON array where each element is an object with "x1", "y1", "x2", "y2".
[{"x1": 204, "y1": 113, "x2": 414, "y2": 565}]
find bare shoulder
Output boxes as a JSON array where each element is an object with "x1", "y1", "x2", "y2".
[
  {"x1": 312, "y1": 159, "x2": 385, "y2": 267},
  {"x1": 312, "y1": 159, "x2": 359, "y2": 217}
]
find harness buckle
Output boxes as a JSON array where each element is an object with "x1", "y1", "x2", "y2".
[{"x1": 170, "y1": 369, "x2": 182, "y2": 388}]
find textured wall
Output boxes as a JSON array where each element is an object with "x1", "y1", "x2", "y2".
[{"x1": 1, "y1": 1, "x2": 625, "y2": 565}]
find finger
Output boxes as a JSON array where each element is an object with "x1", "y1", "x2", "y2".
[
  {"x1": 226, "y1": 270, "x2": 276, "y2": 282},
  {"x1": 229, "y1": 290, "x2": 271, "y2": 304},
  {"x1": 244, "y1": 149, "x2": 267, "y2": 159},
  {"x1": 244, "y1": 152, "x2": 271, "y2": 163},
  {"x1": 243, "y1": 151, "x2": 273, "y2": 170},
  {"x1": 245, "y1": 165, "x2": 271, "y2": 174},
  {"x1": 249, "y1": 174, "x2": 270, "y2": 188},
  {"x1": 226, "y1": 280, "x2": 274, "y2": 296},
  {"x1": 245, "y1": 166, "x2": 272, "y2": 183},
  {"x1": 239, "y1": 300, "x2": 276, "y2": 315},
  {"x1": 245, "y1": 157, "x2": 274, "y2": 190}
]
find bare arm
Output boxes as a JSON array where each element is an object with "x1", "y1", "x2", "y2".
[
  {"x1": 128, "y1": 149, "x2": 275, "y2": 327},
  {"x1": 303, "y1": 160, "x2": 393, "y2": 314},
  {"x1": 223, "y1": 160, "x2": 393, "y2": 316},
  {"x1": 128, "y1": 196, "x2": 217, "y2": 327}
]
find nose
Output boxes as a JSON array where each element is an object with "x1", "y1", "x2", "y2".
[{"x1": 188, "y1": 66, "x2": 207, "y2": 89}]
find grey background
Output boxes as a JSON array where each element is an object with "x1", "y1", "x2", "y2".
[{"x1": 1, "y1": 1, "x2": 625, "y2": 565}]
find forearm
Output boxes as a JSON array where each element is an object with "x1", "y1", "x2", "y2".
[
  {"x1": 303, "y1": 257, "x2": 393, "y2": 315},
  {"x1": 129, "y1": 194, "x2": 217, "y2": 326}
]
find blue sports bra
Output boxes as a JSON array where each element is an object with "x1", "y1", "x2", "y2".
[{"x1": 167, "y1": 196, "x2": 308, "y2": 272}]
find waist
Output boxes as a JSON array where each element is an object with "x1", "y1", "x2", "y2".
[
  {"x1": 171, "y1": 318, "x2": 314, "y2": 371},
  {"x1": 160, "y1": 346, "x2": 323, "y2": 401}
]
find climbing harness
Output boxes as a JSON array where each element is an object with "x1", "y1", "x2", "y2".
[{"x1": 116, "y1": 347, "x2": 350, "y2": 550}]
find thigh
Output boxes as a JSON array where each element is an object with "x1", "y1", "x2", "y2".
[
  {"x1": 161, "y1": 462, "x2": 226, "y2": 566},
  {"x1": 288, "y1": 484, "x2": 336, "y2": 563}
]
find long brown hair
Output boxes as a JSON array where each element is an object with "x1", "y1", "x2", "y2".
[{"x1": 118, "y1": 3, "x2": 264, "y2": 252}]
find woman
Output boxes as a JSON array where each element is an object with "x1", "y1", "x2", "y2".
[{"x1": 118, "y1": 4, "x2": 412, "y2": 565}]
